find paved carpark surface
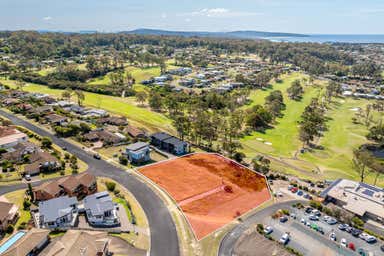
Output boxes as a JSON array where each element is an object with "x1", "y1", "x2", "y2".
[{"x1": 264, "y1": 206, "x2": 384, "y2": 256}]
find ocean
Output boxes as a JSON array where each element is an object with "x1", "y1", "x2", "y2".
[{"x1": 264, "y1": 34, "x2": 384, "y2": 44}]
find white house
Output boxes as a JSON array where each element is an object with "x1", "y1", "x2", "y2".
[
  {"x1": 83, "y1": 191, "x2": 119, "y2": 226},
  {"x1": 38, "y1": 196, "x2": 78, "y2": 229},
  {"x1": 0, "y1": 126, "x2": 28, "y2": 149}
]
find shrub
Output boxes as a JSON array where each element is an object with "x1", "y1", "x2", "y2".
[
  {"x1": 6, "y1": 225, "x2": 14, "y2": 234},
  {"x1": 106, "y1": 181, "x2": 116, "y2": 192},
  {"x1": 23, "y1": 199, "x2": 31, "y2": 210},
  {"x1": 256, "y1": 223, "x2": 264, "y2": 234},
  {"x1": 113, "y1": 189, "x2": 120, "y2": 196},
  {"x1": 119, "y1": 156, "x2": 128, "y2": 165},
  {"x1": 351, "y1": 216, "x2": 364, "y2": 228}
]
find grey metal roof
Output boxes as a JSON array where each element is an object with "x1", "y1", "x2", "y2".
[
  {"x1": 319, "y1": 178, "x2": 342, "y2": 198},
  {"x1": 151, "y1": 132, "x2": 172, "y2": 141},
  {"x1": 39, "y1": 196, "x2": 78, "y2": 223},
  {"x1": 83, "y1": 191, "x2": 114, "y2": 216},
  {"x1": 162, "y1": 136, "x2": 188, "y2": 147},
  {"x1": 126, "y1": 142, "x2": 149, "y2": 152}
]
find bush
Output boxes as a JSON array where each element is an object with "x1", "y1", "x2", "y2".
[
  {"x1": 256, "y1": 223, "x2": 264, "y2": 234},
  {"x1": 17, "y1": 222, "x2": 27, "y2": 230},
  {"x1": 224, "y1": 185, "x2": 233, "y2": 193},
  {"x1": 309, "y1": 200, "x2": 323, "y2": 211},
  {"x1": 23, "y1": 199, "x2": 31, "y2": 210},
  {"x1": 119, "y1": 156, "x2": 128, "y2": 165},
  {"x1": 113, "y1": 189, "x2": 120, "y2": 196},
  {"x1": 106, "y1": 181, "x2": 116, "y2": 192},
  {"x1": 6, "y1": 225, "x2": 14, "y2": 234},
  {"x1": 351, "y1": 216, "x2": 364, "y2": 228}
]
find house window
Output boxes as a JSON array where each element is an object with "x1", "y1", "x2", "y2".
[{"x1": 104, "y1": 211, "x2": 111, "y2": 217}]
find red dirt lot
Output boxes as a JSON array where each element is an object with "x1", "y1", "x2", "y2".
[{"x1": 139, "y1": 153, "x2": 271, "y2": 240}]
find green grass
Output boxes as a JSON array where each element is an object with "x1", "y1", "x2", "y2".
[
  {"x1": 0, "y1": 78, "x2": 174, "y2": 133},
  {"x1": 301, "y1": 98, "x2": 384, "y2": 186},
  {"x1": 241, "y1": 73, "x2": 320, "y2": 157},
  {"x1": 4, "y1": 189, "x2": 31, "y2": 228},
  {"x1": 113, "y1": 197, "x2": 133, "y2": 223}
]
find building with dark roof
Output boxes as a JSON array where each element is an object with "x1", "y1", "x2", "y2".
[
  {"x1": 126, "y1": 142, "x2": 150, "y2": 164},
  {"x1": 150, "y1": 132, "x2": 189, "y2": 155}
]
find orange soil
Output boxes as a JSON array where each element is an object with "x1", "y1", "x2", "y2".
[{"x1": 139, "y1": 153, "x2": 271, "y2": 239}]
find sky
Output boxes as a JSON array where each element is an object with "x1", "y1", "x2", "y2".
[{"x1": 0, "y1": 0, "x2": 383, "y2": 34}]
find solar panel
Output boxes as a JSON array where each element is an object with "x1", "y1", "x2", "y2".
[
  {"x1": 359, "y1": 183, "x2": 382, "y2": 193},
  {"x1": 362, "y1": 189, "x2": 374, "y2": 197}
]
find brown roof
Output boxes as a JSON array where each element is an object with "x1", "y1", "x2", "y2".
[
  {"x1": 41, "y1": 230, "x2": 109, "y2": 256},
  {"x1": 33, "y1": 180, "x2": 62, "y2": 197},
  {"x1": 0, "y1": 201, "x2": 14, "y2": 221},
  {"x1": 76, "y1": 172, "x2": 96, "y2": 188},
  {"x1": 29, "y1": 151, "x2": 58, "y2": 164},
  {"x1": 0, "y1": 126, "x2": 18, "y2": 138},
  {"x1": 125, "y1": 125, "x2": 146, "y2": 138},
  {"x1": 2, "y1": 228, "x2": 50, "y2": 256},
  {"x1": 59, "y1": 176, "x2": 81, "y2": 192}
]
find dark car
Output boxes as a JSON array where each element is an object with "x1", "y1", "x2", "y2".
[
  {"x1": 280, "y1": 216, "x2": 288, "y2": 223},
  {"x1": 381, "y1": 244, "x2": 384, "y2": 252},
  {"x1": 305, "y1": 207, "x2": 313, "y2": 214},
  {"x1": 93, "y1": 153, "x2": 101, "y2": 160},
  {"x1": 351, "y1": 228, "x2": 362, "y2": 237},
  {"x1": 317, "y1": 226, "x2": 324, "y2": 235},
  {"x1": 62, "y1": 146, "x2": 67, "y2": 151}
]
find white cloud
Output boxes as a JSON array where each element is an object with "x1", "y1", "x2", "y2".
[
  {"x1": 161, "y1": 13, "x2": 167, "y2": 19},
  {"x1": 43, "y1": 16, "x2": 52, "y2": 21},
  {"x1": 179, "y1": 8, "x2": 262, "y2": 18},
  {"x1": 185, "y1": 18, "x2": 191, "y2": 23}
]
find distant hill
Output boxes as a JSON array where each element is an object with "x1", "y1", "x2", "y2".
[{"x1": 121, "y1": 28, "x2": 308, "y2": 39}]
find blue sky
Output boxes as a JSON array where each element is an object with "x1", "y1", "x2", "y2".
[{"x1": 0, "y1": 0, "x2": 383, "y2": 34}]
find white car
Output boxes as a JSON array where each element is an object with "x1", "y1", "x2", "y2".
[
  {"x1": 290, "y1": 213, "x2": 297, "y2": 219},
  {"x1": 279, "y1": 233, "x2": 290, "y2": 245},
  {"x1": 276, "y1": 191, "x2": 283, "y2": 197},
  {"x1": 300, "y1": 218, "x2": 306, "y2": 224},
  {"x1": 365, "y1": 235, "x2": 377, "y2": 243},
  {"x1": 340, "y1": 238, "x2": 347, "y2": 247},
  {"x1": 323, "y1": 215, "x2": 331, "y2": 221},
  {"x1": 359, "y1": 233, "x2": 369, "y2": 240},
  {"x1": 264, "y1": 226, "x2": 273, "y2": 235},
  {"x1": 329, "y1": 232, "x2": 336, "y2": 241}
]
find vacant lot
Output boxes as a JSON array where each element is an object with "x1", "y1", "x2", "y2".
[{"x1": 139, "y1": 153, "x2": 271, "y2": 239}]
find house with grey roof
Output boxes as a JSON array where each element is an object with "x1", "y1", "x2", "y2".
[
  {"x1": 83, "y1": 191, "x2": 119, "y2": 227},
  {"x1": 38, "y1": 196, "x2": 78, "y2": 229},
  {"x1": 125, "y1": 142, "x2": 150, "y2": 164}
]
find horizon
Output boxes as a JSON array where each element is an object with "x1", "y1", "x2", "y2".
[{"x1": 1, "y1": 0, "x2": 383, "y2": 34}]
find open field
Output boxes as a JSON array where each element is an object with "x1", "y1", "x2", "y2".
[
  {"x1": 0, "y1": 78, "x2": 175, "y2": 133},
  {"x1": 139, "y1": 153, "x2": 271, "y2": 240}
]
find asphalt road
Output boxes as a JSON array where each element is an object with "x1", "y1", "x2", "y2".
[
  {"x1": 0, "y1": 110, "x2": 179, "y2": 256},
  {"x1": 218, "y1": 200, "x2": 306, "y2": 256}
]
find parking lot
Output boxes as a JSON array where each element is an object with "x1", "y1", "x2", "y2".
[{"x1": 262, "y1": 205, "x2": 384, "y2": 256}]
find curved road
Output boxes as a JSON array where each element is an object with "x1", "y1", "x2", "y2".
[
  {"x1": 0, "y1": 110, "x2": 179, "y2": 256},
  {"x1": 219, "y1": 200, "x2": 306, "y2": 256}
]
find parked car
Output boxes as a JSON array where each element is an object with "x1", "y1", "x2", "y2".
[
  {"x1": 312, "y1": 209, "x2": 321, "y2": 217},
  {"x1": 291, "y1": 187, "x2": 298, "y2": 193},
  {"x1": 309, "y1": 214, "x2": 319, "y2": 221},
  {"x1": 317, "y1": 226, "x2": 324, "y2": 234},
  {"x1": 348, "y1": 242, "x2": 356, "y2": 251},
  {"x1": 279, "y1": 233, "x2": 290, "y2": 245},
  {"x1": 264, "y1": 226, "x2": 273, "y2": 235},
  {"x1": 351, "y1": 228, "x2": 362, "y2": 237},
  {"x1": 305, "y1": 207, "x2": 313, "y2": 214},
  {"x1": 276, "y1": 191, "x2": 283, "y2": 197},
  {"x1": 365, "y1": 235, "x2": 377, "y2": 244},
  {"x1": 290, "y1": 213, "x2": 297, "y2": 219},
  {"x1": 297, "y1": 190, "x2": 304, "y2": 196},
  {"x1": 340, "y1": 238, "x2": 347, "y2": 247},
  {"x1": 346, "y1": 226, "x2": 353, "y2": 233},
  {"x1": 380, "y1": 244, "x2": 384, "y2": 252},
  {"x1": 306, "y1": 221, "x2": 312, "y2": 227},
  {"x1": 300, "y1": 218, "x2": 306, "y2": 224},
  {"x1": 327, "y1": 218, "x2": 337, "y2": 225},
  {"x1": 329, "y1": 232, "x2": 336, "y2": 241},
  {"x1": 93, "y1": 153, "x2": 101, "y2": 159},
  {"x1": 338, "y1": 223, "x2": 349, "y2": 231},
  {"x1": 323, "y1": 215, "x2": 331, "y2": 222},
  {"x1": 359, "y1": 233, "x2": 369, "y2": 241},
  {"x1": 280, "y1": 216, "x2": 288, "y2": 223},
  {"x1": 303, "y1": 193, "x2": 312, "y2": 199}
]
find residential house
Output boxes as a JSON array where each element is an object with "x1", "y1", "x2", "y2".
[
  {"x1": 97, "y1": 116, "x2": 128, "y2": 126},
  {"x1": 1, "y1": 228, "x2": 50, "y2": 256},
  {"x1": 84, "y1": 130, "x2": 125, "y2": 145},
  {"x1": 124, "y1": 125, "x2": 147, "y2": 139},
  {"x1": 33, "y1": 180, "x2": 64, "y2": 202},
  {"x1": 44, "y1": 114, "x2": 68, "y2": 126},
  {"x1": 126, "y1": 142, "x2": 150, "y2": 164},
  {"x1": 2, "y1": 98, "x2": 20, "y2": 106},
  {"x1": 33, "y1": 172, "x2": 97, "y2": 201},
  {"x1": 150, "y1": 132, "x2": 189, "y2": 155},
  {"x1": 40, "y1": 230, "x2": 110, "y2": 256},
  {"x1": 83, "y1": 191, "x2": 119, "y2": 226},
  {"x1": 0, "y1": 126, "x2": 28, "y2": 149},
  {"x1": 32, "y1": 105, "x2": 53, "y2": 115},
  {"x1": 1, "y1": 141, "x2": 39, "y2": 163},
  {"x1": 84, "y1": 109, "x2": 108, "y2": 118},
  {"x1": 0, "y1": 201, "x2": 19, "y2": 232},
  {"x1": 38, "y1": 196, "x2": 78, "y2": 229},
  {"x1": 24, "y1": 151, "x2": 60, "y2": 176}
]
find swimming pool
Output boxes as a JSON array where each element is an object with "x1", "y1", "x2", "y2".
[{"x1": 0, "y1": 231, "x2": 26, "y2": 254}]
